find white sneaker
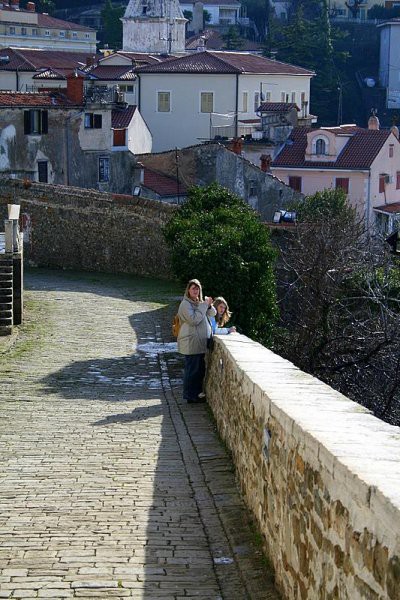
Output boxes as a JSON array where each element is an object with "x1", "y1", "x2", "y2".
[{"x1": 198, "y1": 392, "x2": 206, "y2": 399}]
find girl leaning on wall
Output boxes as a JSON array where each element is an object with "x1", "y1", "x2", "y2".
[{"x1": 177, "y1": 278, "x2": 216, "y2": 404}]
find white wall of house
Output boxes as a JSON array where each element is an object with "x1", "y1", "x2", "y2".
[
  {"x1": 139, "y1": 70, "x2": 312, "y2": 151},
  {"x1": 127, "y1": 109, "x2": 152, "y2": 154},
  {"x1": 138, "y1": 72, "x2": 236, "y2": 151}
]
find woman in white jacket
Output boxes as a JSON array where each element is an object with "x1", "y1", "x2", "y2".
[{"x1": 177, "y1": 278, "x2": 216, "y2": 404}]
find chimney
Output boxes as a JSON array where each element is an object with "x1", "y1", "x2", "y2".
[
  {"x1": 66, "y1": 71, "x2": 85, "y2": 105},
  {"x1": 368, "y1": 110, "x2": 380, "y2": 130},
  {"x1": 260, "y1": 154, "x2": 271, "y2": 172},
  {"x1": 390, "y1": 124, "x2": 399, "y2": 139},
  {"x1": 86, "y1": 55, "x2": 96, "y2": 67},
  {"x1": 231, "y1": 137, "x2": 242, "y2": 155},
  {"x1": 10, "y1": 0, "x2": 19, "y2": 9},
  {"x1": 196, "y1": 36, "x2": 206, "y2": 52},
  {"x1": 26, "y1": 1, "x2": 35, "y2": 11}
]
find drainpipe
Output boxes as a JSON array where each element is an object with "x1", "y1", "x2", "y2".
[
  {"x1": 366, "y1": 168, "x2": 371, "y2": 234},
  {"x1": 234, "y1": 73, "x2": 239, "y2": 138},
  {"x1": 137, "y1": 74, "x2": 141, "y2": 112}
]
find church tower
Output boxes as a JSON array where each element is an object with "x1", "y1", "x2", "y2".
[{"x1": 122, "y1": 0, "x2": 187, "y2": 54}]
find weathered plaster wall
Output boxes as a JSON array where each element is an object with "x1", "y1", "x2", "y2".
[
  {"x1": 0, "y1": 179, "x2": 176, "y2": 279},
  {"x1": 138, "y1": 143, "x2": 301, "y2": 221},
  {"x1": 205, "y1": 335, "x2": 400, "y2": 600}
]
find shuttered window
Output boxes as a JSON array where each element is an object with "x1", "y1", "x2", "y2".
[
  {"x1": 84, "y1": 113, "x2": 102, "y2": 129},
  {"x1": 335, "y1": 178, "x2": 349, "y2": 193},
  {"x1": 157, "y1": 92, "x2": 170, "y2": 112},
  {"x1": 113, "y1": 129, "x2": 126, "y2": 147},
  {"x1": 200, "y1": 92, "x2": 213, "y2": 113},
  {"x1": 24, "y1": 110, "x2": 48, "y2": 135},
  {"x1": 288, "y1": 176, "x2": 302, "y2": 192},
  {"x1": 99, "y1": 157, "x2": 110, "y2": 182}
]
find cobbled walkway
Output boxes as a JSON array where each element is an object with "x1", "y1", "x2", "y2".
[{"x1": 0, "y1": 269, "x2": 279, "y2": 600}]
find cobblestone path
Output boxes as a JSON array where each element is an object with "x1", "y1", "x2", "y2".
[{"x1": 0, "y1": 269, "x2": 279, "y2": 600}]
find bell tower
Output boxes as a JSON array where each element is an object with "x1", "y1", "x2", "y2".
[{"x1": 122, "y1": 0, "x2": 187, "y2": 54}]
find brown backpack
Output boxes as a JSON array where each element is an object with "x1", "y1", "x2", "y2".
[{"x1": 172, "y1": 314, "x2": 181, "y2": 338}]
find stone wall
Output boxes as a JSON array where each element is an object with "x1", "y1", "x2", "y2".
[
  {"x1": 205, "y1": 335, "x2": 400, "y2": 600},
  {"x1": 0, "y1": 179, "x2": 176, "y2": 279},
  {"x1": 138, "y1": 143, "x2": 301, "y2": 222}
]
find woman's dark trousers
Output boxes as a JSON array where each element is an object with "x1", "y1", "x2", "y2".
[{"x1": 183, "y1": 354, "x2": 205, "y2": 401}]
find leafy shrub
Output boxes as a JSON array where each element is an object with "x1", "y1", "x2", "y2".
[{"x1": 164, "y1": 184, "x2": 278, "y2": 344}]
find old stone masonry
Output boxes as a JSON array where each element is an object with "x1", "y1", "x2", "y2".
[{"x1": 0, "y1": 269, "x2": 279, "y2": 600}]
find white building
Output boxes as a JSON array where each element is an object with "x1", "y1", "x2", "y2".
[
  {"x1": 0, "y1": 0, "x2": 97, "y2": 53},
  {"x1": 378, "y1": 19, "x2": 400, "y2": 109},
  {"x1": 136, "y1": 50, "x2": 314, "y2": 152},
  {"x1": 180, "y1": 0, "x2": 241, "y2": 26},
  {"x1": 122, "y1": 0, "x2": 187, "y2": 54}
]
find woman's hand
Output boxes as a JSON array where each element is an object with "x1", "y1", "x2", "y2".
[
  {"x1": 228, "y1": 326, "x2": 237, "y2": 333},
  {"x1": 205, "y1": 296, "x2": 214, "y2": 306}
]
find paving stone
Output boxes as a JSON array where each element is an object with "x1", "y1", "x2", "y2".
[{"x1": 0, "y1": 270, "x2": 279, "y2": 600}]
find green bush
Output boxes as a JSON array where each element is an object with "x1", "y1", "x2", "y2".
[{"x1": 163, "y1": 184, "x2": 278, "y2": 344}]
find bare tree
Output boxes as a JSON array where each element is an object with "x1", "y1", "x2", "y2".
[{"x1": 274, "y1": 189, "x2": 400, "y2": 425}]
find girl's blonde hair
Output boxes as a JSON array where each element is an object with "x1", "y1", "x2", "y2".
[
  {"x1": 213, "y1": 296, "x2": 232, "y2": 327},
  {"x1": 184, "y1": 278, "x2": 203, "y2": 302}
]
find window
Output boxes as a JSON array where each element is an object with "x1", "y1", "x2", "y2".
[
  {"x1": 120, "y1": 84, "x2": 134, "y2": 93},
  {"x1": 397, "y1": 171, "x2": 400, "y2": 189},
  {"x1": 24, "y1": 110, "x2": 48, "y2": 135},
  {"x1": 157, "y1": 91, "x2": 170, "y2": 112},
  {"x1": 45, "y1": 30, "x2": 50, "y2": 36},
  {"x1": 85, "y1": 33, "x2": 90, "y2": 39},
  {"x1": 265, "y1": 91, "x2": 271, "y2": 102},
  {"x1": 200, "y1": 92, "x2": 213, "y2": 113},
  {"x1": 84, "y1": 113, "x2": 102, "y2": 129},
  {"x1": 254, "y1": 91, "x2": 260, "y2": 112},
  {"x1": 9, "y1": 26, "x2": 15, "y2": 34},
  {"x1": 142, "y1": 0, "x2": 148, "y2": 14},
  {"x1": 32, "y1": 28, "x2": 38, "y2": 36},
  {"x1": 99, "y1": 157, "x2": 110, "y2": 182},
  {"x1": 37, "y1": 161, "x2": 48, "y2": 183},
  {"x1": 301, "y1": 92, "x2": 306, "y2": 105},
  {"x1": 281, "y1": 91, "x2": 285, "y2": 102},
  {"x1": 389, "y1": 144, "x2": 394, "y2": 158},
  {"x1": 336, "y1": 178, "x2": 349, "y2": 193},
  {"x1": 72, "y1": 31, "x2": 77, "y2": 38},
  {"x1": 21, "y1": 27, "x2": 27, "y2": 36},
  {"x1": 316, "y1": 139, "x2": 326, "y2": 155},
  {"x1": 379, "y1": 174, "x2": 386, "y2": 193},
  {"x1": 291, "y1": 91, "x2": 296, "y2": 103},
  {"x1": 242, "y1": 91, "x2": 248, "y2": 113},
  {"x1": 59, "y1": 30, "x2": 65, "y2": 37},
  {"x1": 113, "y1": 129, "x2": 126, "y2": 147},
  {"x1": 289, "y1": 176, "x2": 302, "y2": 192}
]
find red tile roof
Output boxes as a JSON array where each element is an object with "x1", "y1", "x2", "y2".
[
  {"x1": 143, "y1": 168, "x2": 187, "y2": 197},
  {"x1": 0, "y1": 90, "x2": 73, "y2": 107},
  {"x1": 111, "y1": 105, "x2": 136, "y2": 128},
  {"x1": 85, "y1": 65, "x2": 136, "y2": 81},
  {"x1": 271, "y1": 127, "x2": 393, "y2": 170},
  {"x1": 374, "y1": 202, "x2": 400, "y2": 213},
  {"x1": 136, "y1": 50, "x2": 314, "y2": 76},
  {"x1": 258, "y1": 102, "x2": 299, "y2": 112},
  {"x1": 0, "y1": 47, "x2": 95, "y2": 72},
  {"x1": 37, "y1": 13, "x2": 94, "y2": 32},
  {"x1": 111, "y1": 51, "x2": 166, "y2": 65}
]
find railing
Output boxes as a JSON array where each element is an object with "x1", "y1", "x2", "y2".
[{"x1": 84, "y1": 85, "x2": 122, "y2": 104}]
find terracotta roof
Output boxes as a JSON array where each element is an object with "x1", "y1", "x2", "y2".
[
  {"x1": 136, "y1": 50, "x2": 314, "y2": 76},
  {"x1": 0, "y1": 47, "x2": 95, "y2": 72},
  {"x1": 111, "y1": 51, "x2": 166, "y2": 65},
  {"x1": 271, "y1": 127, "x2": 393, "y2": 170},
  {"x1": 37, "y1": 13, "x2": 94, "y2": 32},
  {"x1": 143, "y1": 168, "x2": 188, "y2": 197},
  {"x1": 111, "y1": 105, "x2": 136, "y2": 128},
  {"x1": 258, "y1": 102, "x2": 299, "y2": 112},
  {"x1": 84, "y1": 65, "x2": 136, "y2": 80},
  {"x1": 374, "y1": 202, "x2": 400, "y2": 213},
  {"x1": 0, "y1": 90, "x2": 73, "y2": 107}
]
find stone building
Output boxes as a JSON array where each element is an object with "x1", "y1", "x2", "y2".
[
  {"x1": 0, "y1": 73, "x2": 152, "y2": 194},
  {"x1": 122, "y1": 0, "x2": 187, "y2": 53}
]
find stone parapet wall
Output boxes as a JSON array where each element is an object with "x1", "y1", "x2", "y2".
[
  {"x1": 205, "y1": 335, "x2": 400, "y2": 600},
  {"x1": 0, "y1": 179, "x2": 176, "y2": 279}
]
